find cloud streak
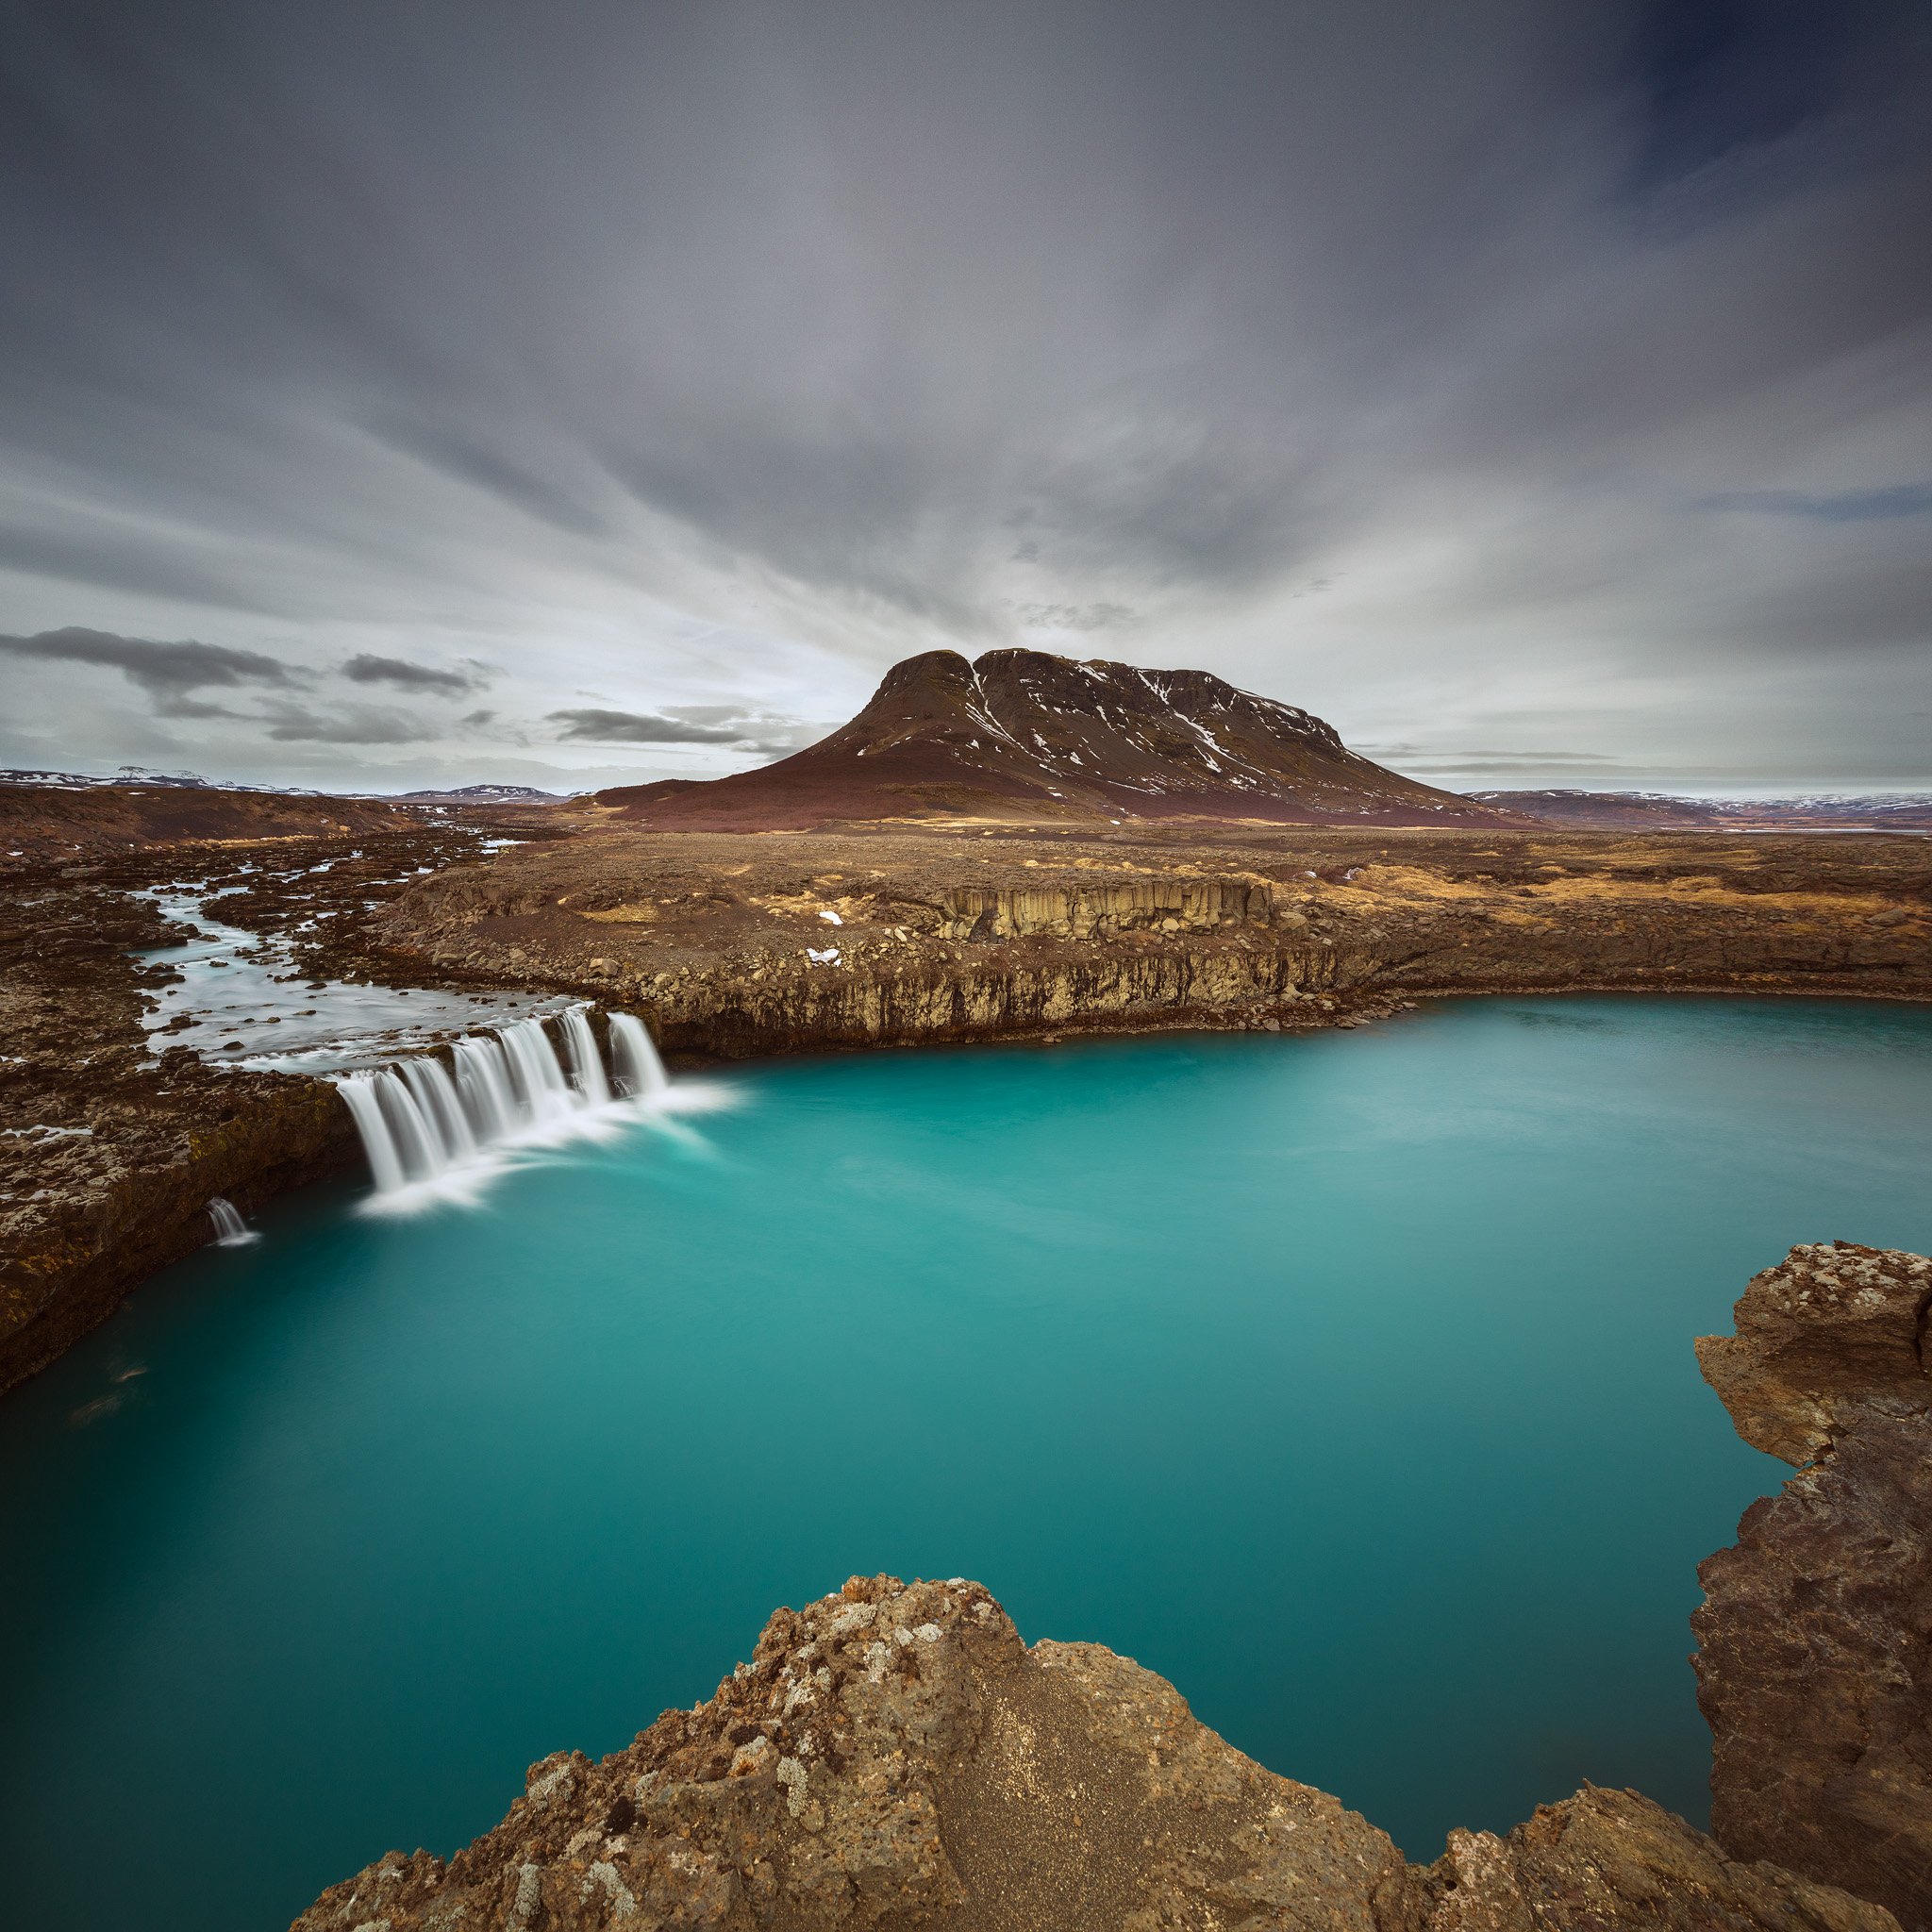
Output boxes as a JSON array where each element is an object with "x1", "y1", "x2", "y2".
[
  {"x1": 0, "y1": 0, "x2": 1927, "y2": 790},
  {"x1": 1699, "y1": 483, "x2": 1932, "y2": 523},
  {"x1": 0, "y1": 626, "x2": 304, "y2": 715},
  {"x1": 341, "y1": 652, "x2": 484, "y2": 695}
]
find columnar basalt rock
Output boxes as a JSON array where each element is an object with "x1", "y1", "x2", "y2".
[
  {"x1": 374, "y1": 826, "x2": 1932, "y2": 1065},
  {"x1": 1695, "y1": 1243, "x2": 1932, "y2": 1930},
  {"x1": 291, "y1": 1573, "x2": 1896, "y2": 1932}
]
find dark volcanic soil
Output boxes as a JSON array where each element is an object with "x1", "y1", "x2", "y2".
[{"x1": 0, "y1": 781, "x2": 435, "y2": 862}]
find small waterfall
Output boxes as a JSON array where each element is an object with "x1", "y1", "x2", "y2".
[
  {"x1": 453, "y1": 1036, "x2": 517, "y2": 1139},
  {"x1": 208, "y1": 1196, "x2": 258, "y2": 1246},
  {"x1": 501, "y1": 1016, "x2": 576, "y2": 1127},
  {"x1": 335, "y1": 1005, "x2": 672, "y2": 1205},
  {"x1": 401, "y1": 1056, "x2": 477, "y2": 1162},
  {"x1": 610, "y1": 1011, "x2": 670, "y2": 1100},
  {"x1": 562, "y1": 1007, "x2": 612, "y2": 1105},
  {"x1": 337, "y1": 1075, "x2": 408, "y2": 1191}
]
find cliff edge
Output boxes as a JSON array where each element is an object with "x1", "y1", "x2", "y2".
[
  {"x1": 293, "y1": 1571, "x2": 1892, "y2": 1932},
  {"x1": 1695, "y1": 1242, "x2": 1932, "y2": 1927}
]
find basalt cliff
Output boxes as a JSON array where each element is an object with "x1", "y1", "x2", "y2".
[
  {"x1": 379, "y1": 822, "x2": 1932, "y2": 1060},
  {"x1": 291, "y1": 1244, "x2": 1932, "y2": 1932},
  {"x1": 1694, "y1": 1242, "x2": 1932, "y2": 1927}
]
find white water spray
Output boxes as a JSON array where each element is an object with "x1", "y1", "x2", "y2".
[
  {"x1": 208, "y1": 1196, "x2": 258, "y2": 1246},
  {"x1": 561, "y1": 1007, "x2": 612, "y2": 1106},
  {"x1": 609, "y1": 1011, "x2": 670, "y2": 1100},
  {"x1": 334, "y1": 1006, "x2": 675, "y2": 1208}
]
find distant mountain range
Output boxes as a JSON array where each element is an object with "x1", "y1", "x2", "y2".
[
  {"x1": 0, "y1": 770, "x2": 564, "y2": 804},
  {"x1": 0, "y1": 766, "x2": 324, "y2": 793},
  {"x1": 6, "y1": 742, "x2": 1924, "y2": 835},
  {"x1": 392, "y1": 785, "x2": 563, "y2": 804},
  {"x1": 597, "y1": 649, "x2": 1521, "y2": 829},
  {"x1": 1470, "y1": 790, "x2": 1932, "y2": 831}
]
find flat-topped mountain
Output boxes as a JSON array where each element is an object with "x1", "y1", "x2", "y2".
[{"x1": 599, "y1": 648, "x2": 1521, "y2": 829}]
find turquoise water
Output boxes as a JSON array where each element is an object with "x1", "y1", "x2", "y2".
[{"x1": 4, "y1": 996, "x2": 1930, "y2": 1930}]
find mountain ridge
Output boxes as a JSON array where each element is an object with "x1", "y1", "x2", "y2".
[{"x1": 599, "y1": 648, "x2": 1521, "y2": 829}]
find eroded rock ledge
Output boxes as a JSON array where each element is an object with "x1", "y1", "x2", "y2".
[
  {"x1": 1694, "y1": 1243, "x2": 1932, "y2": 1928},
  {"x1": 298, "y1": 1242, "x2": 1932, "y2": 1932},
  {"x1": 294, "y1": 1571, "x2": 1893, "y2": 1932}
]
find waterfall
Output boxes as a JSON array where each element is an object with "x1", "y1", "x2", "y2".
[
  {"x1": 562, "y1": 1007, "x2": 612, "y2": 1105},
  {"x1": 609, "y1": 1011, "x2": 670, "y2": 1100},
  {"x1": 337, "y1": 1074, "x2": 408, "y2": 1191},
  {"x1": 401, "y1": 1056, "x2": 477, "y2": 1161},
  {"x1": 453, "y1": 1036, "x2": 517, "y2": 1139},
  {"x1": 335, "y1": 1005, "x2": 673, "y2": 1206},
  {"x1": 500, "y1": 1016, "x2": 577, "y2": 1127},
  {"x1": 208, "y1": 1196, "x2": 258, "y2": 1245}
]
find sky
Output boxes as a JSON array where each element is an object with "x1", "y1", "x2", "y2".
[{"x1": 2, "y1": 0, "x2": 1929, "y2": 797}]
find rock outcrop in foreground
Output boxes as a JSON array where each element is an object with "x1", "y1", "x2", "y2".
[
  {"x1": 1695, "y1": 1243, "x2": 1932, "y2": 1928},
  {"x1": 295, "y1": 1572, "x2": 1893, "y2": 1932}
]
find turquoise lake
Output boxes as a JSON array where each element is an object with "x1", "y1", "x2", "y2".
[{"x1": 5, "y1": 994, "x2": 1931, "y2": 1930}]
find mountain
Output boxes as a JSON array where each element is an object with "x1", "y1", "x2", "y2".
[
  {"x1": 391, "y1": 784, "x2": 565, "y2": 804},
  {"x1": 597, "y1": 649, "x2": 1521, "y2": 829},
  {"x1": 1474, "y1": 790, "x2": 1932, "y2": 831}
]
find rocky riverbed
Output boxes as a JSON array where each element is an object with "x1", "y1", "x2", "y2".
[
  {"x1": 0, "y1": 812, "x2": 564, "y2": 1389},
  {"x1": 292, "y1": 1243, "x2": 1932, "y2": 1929}
]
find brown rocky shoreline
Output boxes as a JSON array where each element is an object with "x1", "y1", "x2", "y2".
[
  {"x1": 289, "y1": 1242, "x2": 1931, "y2": 1931},
  {"x1": 4, "y1": 814, "x2": 1929, "y2": 1393}
]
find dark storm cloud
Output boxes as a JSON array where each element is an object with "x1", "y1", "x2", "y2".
[
  {"x1": 258, "y1": 703, "x2": 430, "y2": 743},
  {"x1": 0, "y1": 0, "x2": 1928, "y2": 788},
  {"x1": 0, "y1": 627, "x2": 304, "y2": 714},
  {"x1": 546, "y1": 704, "x2": 816, "y2": 751},
  {"x1": 341, "y1": 652, "x2": 482, "y2": 695},
  {"x1": 547, "y1": 709, "x2": 748, "y2": 746}
]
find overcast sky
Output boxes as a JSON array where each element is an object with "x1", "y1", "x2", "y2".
[{"x1": 2, "y1": 0, "x2": 1928, "y2": 795}]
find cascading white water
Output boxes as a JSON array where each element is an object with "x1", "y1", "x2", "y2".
[
  {"x1": 208, "y1": 1196, "x2": 258, "y2": 1245},
  {"x1": 500, "y1": 1016, "x2": 577, "y2": 1127},
  {"x1": 609, "y1": 1011, "x2": 670, "y2": 1100},
  {"x1": 401, "y1": 1056, "x2": 478, "y2": 1162},
  {"x1": 335, "y1": 1005, "x2": 674, "y2": 1206},
  {"x1": 337, "y1": 1074, "x2": 408, "y2": 1191},
  {"x1": 453, "y1": 1036, "x2": 517, "y2": 1140},
  {"x1": 562, "y1": 1007, "x2": 612, "y2": 1105}
]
